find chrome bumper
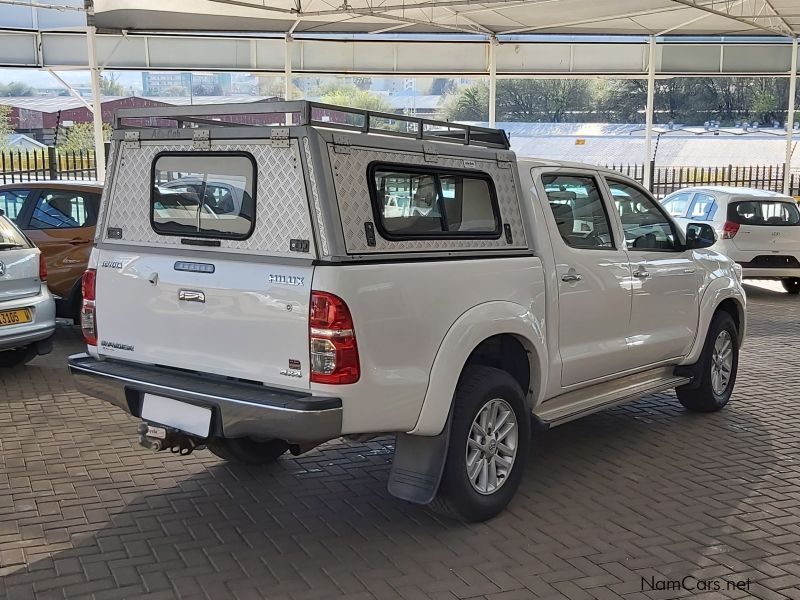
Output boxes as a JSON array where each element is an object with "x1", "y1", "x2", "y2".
[{"x1": 67, "y1": 353, "x2": 342, "y2": 443}]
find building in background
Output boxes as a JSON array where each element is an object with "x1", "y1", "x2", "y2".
[{"x1": 141, "y1": 72, "x2": 232, "y2": 96}]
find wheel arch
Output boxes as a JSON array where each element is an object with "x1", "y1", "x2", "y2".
[
  {"x1": 681, "y1": 279, "x2": 746, "y2": 365},
  {"x1": 408, "y1": 301, "x2": 547, "y2": 436}
]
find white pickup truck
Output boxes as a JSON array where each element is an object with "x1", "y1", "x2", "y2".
[{"x1": 69, "y1": 102, "x2": 746, "y2": 522}]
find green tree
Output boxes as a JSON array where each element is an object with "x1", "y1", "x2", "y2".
[
  {"x1": 443, "y1": 82, "x2": 489, "y2": 121},
  {"x1": 0, "y1": 82, "x2": 36, "y2": 97},
  {"x1": 320, "y1": 86, "x2": 392, "y2": 112},
  {"x1": 57, "y1": 123, "x2": 112, "y2": 151},
  {"x1": 100, "y1": 73, "x2": 125, "y2": 96},
  {"x1": 0, "y1": 105, "x2": 12, "y2": 149}
]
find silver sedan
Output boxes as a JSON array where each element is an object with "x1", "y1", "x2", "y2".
[{"x1": 0, "y1": 212, "x2": 55, "y2": 367}]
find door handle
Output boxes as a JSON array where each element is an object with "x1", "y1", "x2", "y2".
[
  {"x1": 633, "y1": 269, "x2": 650, "y2": 279},
  {"x1": 68, "y1": 237, "x2": 88, "y2": 245},
  {"x1": 561, "y1": 273, "x2": 582, "y2": 282}
]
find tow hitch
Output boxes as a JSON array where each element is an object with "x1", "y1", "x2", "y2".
[{"x1": 137, "y1": 422, "x2": 204, "y2": 455}]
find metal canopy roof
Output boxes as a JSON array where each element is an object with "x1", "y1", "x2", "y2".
[{"x1": 93, "y1": 0, "x2": 800, "y2": 37}]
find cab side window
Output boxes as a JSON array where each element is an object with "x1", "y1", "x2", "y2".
[
  {"x1": 607, "y1": 179, "x2": 679, "y2": 251},
  {"x1": 542, "y1": 174, "x2": 614, "y2": 250},
  {"x1": 687, "y1": 193, "x2": 716, "y2": 221},
  {"x1": 661, "y1": 192, "x2": 691, "y2": 217},
  {"x1": 30, "y1": 191, "x2": 95, "y2": 229},
  {"x1": 0, "y1": 189, "x2": 31, "y2": 222}
]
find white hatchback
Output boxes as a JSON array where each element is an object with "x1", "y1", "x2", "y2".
[{"x1": 661, "y1": 186, "x2": 800, "y2": 294}]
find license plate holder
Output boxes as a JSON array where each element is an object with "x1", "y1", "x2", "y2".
[
  {"x1": 141, "y1": 393, "x2": 211, "y2": 438},
  {"x1": 0, "y1": 308, "x2": 32, "y2": 327}
]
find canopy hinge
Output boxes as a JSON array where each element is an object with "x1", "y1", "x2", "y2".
[
  {"x1": 122, "y1": 131, "x2": 140, "y2": 149},
  {"x1": 268, "y1": 127, "x2": 290, "y2": 148},
  {"x1": 332, "y1": 133, "x2": 351, "y2": 154},
  {"x1": 192, "y1": 129, "x2": 211, "y2": 151},
  {"x1": 423, "y1": 142, "x2": 439, "y2": 163}
]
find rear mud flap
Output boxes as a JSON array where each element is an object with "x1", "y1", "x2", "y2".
[{"x1": 387, "y1": 413, "x2": 452, "y2": 505}]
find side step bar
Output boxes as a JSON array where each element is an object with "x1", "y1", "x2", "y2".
[{"x1": 534, "y1": 367, "x2": 691, "y2": 428}]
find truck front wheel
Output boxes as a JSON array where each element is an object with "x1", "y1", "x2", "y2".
[
  {"x1": 207, "y1": 437, "x2": 289, "y2": 465},
  {"x1": 676, "y1": 311, "x2": 738, "y2": 412},
  {"x1": 782, "y1": 278, "x2": 800, "y2": 295},
  {"x1": 430, "y1": 366, "x2": 530, "y2": 522}
]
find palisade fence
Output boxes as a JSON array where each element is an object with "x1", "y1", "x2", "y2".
[
  {"x1": 0, "y1": 147, "x2": 99, "y2": 184},
  {"x1": 608, "y1": 163, "x2": 800, "y2": 197}
]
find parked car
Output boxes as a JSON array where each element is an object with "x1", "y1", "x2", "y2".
[
  {"x1": 661, "y1": 186, "x2": 800, "y2": 294},
  {"x1": 68, "y1": 102, "x2": 746, "y2": 522},
  {"x1": 0, "y1": 181, "x2": 102, "y2": 318},
  {"x1": 0, "y1": 211, "x2": 55, "y2": 367}
]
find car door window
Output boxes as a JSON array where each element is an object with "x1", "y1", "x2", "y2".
[
  {"x1": 661, "y1": 192, "x2": 692, "y2": 217},
  {"x1": 542, "y1": 174, "x2": 614, "y2": 249},
  {"x1": 686, "y1": 193, "x2": 716, "y2": 221},
  {"x1": 29, "y1": 191, "x2": 95, "y2": 230},
  {"x1": 0, "y1": 189, "x2": 31, "y2": 222},
  {"x1": 607, "y1": 179, "x2": 679, "y2": 251}
]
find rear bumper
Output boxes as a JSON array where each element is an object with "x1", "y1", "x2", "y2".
[
  {"x1": 0, "y1": 288, "x2": 56, "y2": 351},
  {"x1": 67, "y1": 353, "x2": 342, "y2": 443}
]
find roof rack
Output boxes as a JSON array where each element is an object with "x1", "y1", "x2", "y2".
[{"x1": 113, "y1": 100, "x2": 510, "y2": 150}]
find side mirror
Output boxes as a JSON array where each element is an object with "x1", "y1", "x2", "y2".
[{"x1": 685, "y1": 222, "x2": 717, "y2": 250}]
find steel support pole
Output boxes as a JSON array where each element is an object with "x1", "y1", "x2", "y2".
[
  {"x1": 643, "y1": 36, "x2": 656, "y2": 191},
  {"x1": 284, "y1": 33, "x2": 293, "y2": 101},
  {"x1": 784, "y1": 37, "x2": 798, "y2": 196},
  {"x1": 86, "y1": 25, "x2": 105, "y2": 181},
  {"x1": 488, "y1": 36, "x2": 497, "y2": 128}
]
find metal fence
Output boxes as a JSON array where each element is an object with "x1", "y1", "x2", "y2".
[
  {"x1": 608, "y1": 163, "x2": 800, "y2": 197},
  {"x1": 0, "y1": 148, "x2": 98, "y2": 184}
]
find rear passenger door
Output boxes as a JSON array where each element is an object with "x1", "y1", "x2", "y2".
[
  {"x1": 539, "y1": 171, "x2": 633, "y2": 387},
  {"x1": 604, "y1": 178, "x2": 700, "y2": 368},
  {"x1": 20, "y1": 189, "x2": 98, "y2": 299}
]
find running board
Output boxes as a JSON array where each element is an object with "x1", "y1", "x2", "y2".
[{"x1": 534, "y1": 367, "x2": 691, "y2": 428}]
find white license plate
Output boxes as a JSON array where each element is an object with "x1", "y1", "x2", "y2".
[{"x1": 141, "y1": 394, "x2": 211, "y2": 438}]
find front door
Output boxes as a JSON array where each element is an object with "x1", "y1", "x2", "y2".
[
  {"x1": 21, "y1": 189, "x2": 98, "y2": 300},
  {"x1": 539, "y1": 171, "x2": 632, "y2": 387},
  {"x1": 604, "y1": 178, "x2": 700, "y2": 368}
]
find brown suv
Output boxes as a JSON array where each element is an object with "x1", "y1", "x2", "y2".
[{"x1": 0, "y1": 181, "x2": 102, "y2": 318}]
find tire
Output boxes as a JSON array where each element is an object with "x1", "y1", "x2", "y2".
[
  {"x1": 207, "y1": 437, "x2": 289, "y2": 465},
  {"x1": 782, "y1": 278, "x2": 800, "y2": 295},
  {"x1": 676, "y1": 311, "x2": 738, "y2": 413},
  {"x1": 0, "y1": 346, "x2": 37, "y2": 368},
  {"x1": 430, "y1": 366, "x2": 531, "y2": 522}
]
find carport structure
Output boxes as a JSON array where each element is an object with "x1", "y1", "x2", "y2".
[{"x1": 1, "y1": 0, "x2": 799, "y2": 189}]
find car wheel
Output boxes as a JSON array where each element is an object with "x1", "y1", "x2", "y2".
[
  {"x1": 0, "y1": 346, "x2": 37, "y2": 368},
  {"x1": 781, "y1": 278, "x2": 800, "y2": 295},
  {"x1": 676, "y1": 311, "x2": 738, "y2": 413},
  {"x1": 207, "y1": 437, "x2": 289, "y2": 465},
  {"x1": 430, "y1": 366, "x2": 530, "y2": 522}
]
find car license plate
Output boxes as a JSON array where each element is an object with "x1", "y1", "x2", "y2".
[
  {"x1": 141, "y1": 393, "x2": 211, "y2": 438},
  {"x1": 0, "y1": 308, "x2": 32, "y2": 327}
]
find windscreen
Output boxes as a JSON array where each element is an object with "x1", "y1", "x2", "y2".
[
  {"x1": 0, "y1": 216, "x2": 30, "y2": 248},
  {"x1": 151, "y1": 152, "x2": 256, "y2": 239},
  {"x1": 727, "y1": 200, "x2": 800, "y2": 226}
]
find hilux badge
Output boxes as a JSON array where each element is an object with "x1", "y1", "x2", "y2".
[{"x1": 268, "y1": 274, "x2": 305, "y2": 286}]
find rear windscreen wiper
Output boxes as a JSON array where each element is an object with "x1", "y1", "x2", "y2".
[{"x1": 0, "y1": 243, "x2": 24, "y2": 249}]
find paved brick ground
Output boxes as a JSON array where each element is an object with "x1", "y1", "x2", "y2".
[{"x1": 1, "y1": 281, "x2": 799, "y2": 600}]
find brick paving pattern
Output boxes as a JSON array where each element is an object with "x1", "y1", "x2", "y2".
[{"x1": 1, "y1": 281, "x2": 799, "y2": 600}]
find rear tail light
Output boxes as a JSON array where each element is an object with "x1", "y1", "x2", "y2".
[
  {"x1": 722, "y1": 221, "x2": 740, "y2": 239},
  {"x1": 81, "y1": 268, "x2": 97, "y2": 346},
  {"x1": 309, "y1": 291, "x2": 359, "y2": 384},
  {"x1": 38, "y1": 253, "x2": 47, "y2": 281}
]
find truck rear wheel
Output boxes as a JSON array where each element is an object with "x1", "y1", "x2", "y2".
[
  {"x1": 782, "y1": 278, "x2": 800, "y2": 295},
  {"x1": 676, "y1": 311, "x2": 738, "y2": 413},
  {"x1": 207, "y1": 437, "x2": 289, "y2": 465},
  {"x1": 430, "y1": 366, "x2": 530, "y2": 522}
]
